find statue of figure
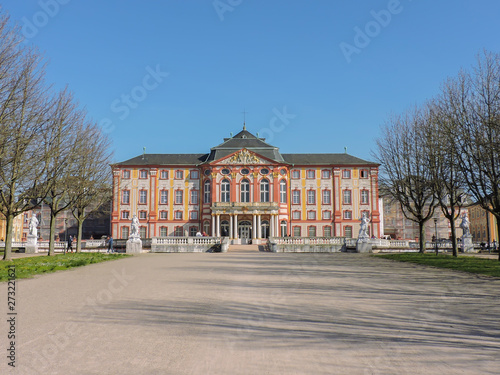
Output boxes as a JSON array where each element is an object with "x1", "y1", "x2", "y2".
[
  {"x1": 29, "y1": 214, "x2": 39, "y2": 237},
  {"x1": 460, "y1": 212, "x2": 470, "y2": 237},
  {"x1": 130, "y1": 214, "x2": 140, "y2": 239},
  {"x1": 358, "y1": 212, "x2": 370, "y2": 239}
]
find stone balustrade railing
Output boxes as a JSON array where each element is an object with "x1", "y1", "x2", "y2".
[{"x1": 151, "y1": 237, "x2": 222, "y2": 252}]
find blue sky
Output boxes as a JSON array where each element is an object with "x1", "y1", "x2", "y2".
[{"x1": 4, "y1": 1, "x2": 500, "y2": 163}]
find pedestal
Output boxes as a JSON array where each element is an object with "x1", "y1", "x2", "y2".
[
  {"x1": 25, "y1": 235, "x2": 38, "y2": 254},
  {"x1": 126, "y1": 239, "x2": 142, "y2": 254},
  {"x1": 356, "y1": 239, "x2": 373, "y2": 253},
  {"x1": 462, "y1": 236, "x2": 474, "y2": 253}
]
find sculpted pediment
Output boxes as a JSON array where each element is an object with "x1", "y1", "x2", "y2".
[{"x1": 219, "y1": 149, "x2": 266, "y2": 165}]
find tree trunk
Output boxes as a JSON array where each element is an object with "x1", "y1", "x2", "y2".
[
  {"x1": 450, "y1": 221, "x2": 458, "y2": 257},
  {"x1": 76, "y1": 217, "x2": 84, "y2": 253},
  {"x1": 48, "y1": 211, "x2": 57, "y2": 256},
  {"x1": 418, "y1": 221, "x2": 426, "y2": 253},
  {"x1": 2, "y1": 213, "x2": 14, "y2": 261}
]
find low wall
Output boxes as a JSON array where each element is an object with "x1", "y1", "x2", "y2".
[
  {"x1": 269, "y1": 237, "x2": 346, "y2": 253},
  {"x1": 151, "y1": 237, "x2": 223, "y2": 253}
]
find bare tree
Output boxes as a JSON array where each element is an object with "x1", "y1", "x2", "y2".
[
  {"x1": 70, "y1": 122, "x2": 113, "y2": 253},
  {"x1": 375, "y1": 106, "x2": 438, "y2": 253},
  {"x1": 42, "y1": 89, "x2": 86, "y2": 256},
  {"x1": 438, "y1": 51, "x2": 500, "y2": 260},
  {"x1": 424, "y1": 103, "x2": 467, "y2": 257},
  {"x1": 0, "y1": 18, "x2": 53, "y2": 260}
]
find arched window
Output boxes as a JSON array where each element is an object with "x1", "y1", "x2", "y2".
[
  {"x1": 241, "y1": 179, "x2": 250, "y2": 202},
  {"x1": 280, "y1": 220, "x2": 287, "y2": 237},
  {"x1": 260, "y1": 179, "x2": 269, "y2": 202},
  {"x1": 221, "y1": 179, "x2": 230, "y2": 202},
  {"x1": 280, "y1": 180, "x2": 287, "y2": 203},
  {"x1": 204, "y1": 180, "x2": 211, "y2": 203}
]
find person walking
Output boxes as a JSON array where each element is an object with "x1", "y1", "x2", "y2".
[
  {"x1": 67, "y1": 235, "x2": 73, "y2": 253},
  {"x1": 107, "y1": 236, "x2": 114, "y2": 253}
]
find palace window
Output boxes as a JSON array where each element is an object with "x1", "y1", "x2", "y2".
[
  {"x1": 241, "y1": 179, "x2": 250, "y2": 202},
  {"x1": 160, "y1": 227, "x2": 168, "y2": 237},
  {"x1": 361, "y1": 190, "x2": 369, "y2": 204},
  {"x1": 322, "y1": 190, "x2": 331, "y2": 205},
  {"x1": 203, "y1": 221, "x2": 210, "y2": 235},
  {"x1": 280, "y1": 180, "x2": 287, "y2": 203},
  {"x1": 344, "y1": 226, "x2": 352, "y2": 238},
  {"x1": 139, "y1": 211, "x2": 147, "y2": 220},
  {"x1": 140, "y1": 226, "x2": 147, "y2": 238},
  {"x1": 190, "y1": 190, "x2": 199, "y2": 205},
  {"x1": 189, "y1": 211, "x2": 198, "y2": 220},
  {"x1": 159, "y1": 211, "x2": 168, "y2": 220},
  {"x1": 190, "y1": 170, "x2": 199, "y2": 179},
  {"x1": 122, "y1": 170, "x2": 131, "y2": 179},
  {"x1": 280, "y1": 221, "x2": 287, "y2": 237},
  {"x1": 175, "y1": 190, "x2": 183, "y2": 205},
  {"x1": 139, "y1": 170, "x2": 148, "y2": 179},
  {"x1": 189, "y1": 226, "x2": 198, "y2": 237},
  {"x1": 307, "y1": 170, "x2": 315, "y2": 179},
  {"x1": 139, "y1": 190, "x2": 147, "y2": 204},
  {"x1": 307, "y1": 211, "x2": 316, "y2": 220},
  {"x1": 343, "y1": 190, "x2": 352, "y2": 205},
  {"x1": 293, "y1": 226, "x2": 301, "y2": 237},
  {"x1": 360, "y1": 169, "x2": 369, "y2": 178},
  {"x1": 121, "y1": 190, "x2": 130, "y2": 205},
  {"x1": 292, "y1": 190, "x2": 301, "y2": 205},
  {"x1": 260, "y1": 179, "x2": 269, "y2": 202},
  {"x1": 174, "y1": 211, "x2": 183, "y2": 220},
  {"x1": 160, "y1": 190, "x2": 168, "y2": 205},
  {"x1": 174, "y1": 226, "x2": 183, "y2": 237},
  {"x1": 321, "y1": 170, "x2": 331, "y2": 179},
  {"x1": 121, "y1": 211, "x2": 130, "y2": 219},
  {"x1": 323, "y1": 211, "x2": 331, "y2": 220},
  {"x1": 121, "y1": 226, "x2": 129, "y2": 239},
  {"x1": 307, "y1": 190, "x2": 316, "y2": 205},
  {"x1": 343, "y1": 210, "x2": 352, "y2": 220},
  {"x1": 221, "y1": 179, "x2": 230, "y2": 202},
  {"x1": 291, "y1": 170, "x2": 300, "y2": 179},
  {"x1": 308, "y1": 226, "x2": 316, "y2": 237},
  {"x1": 160, "y1": 170, "x2": 169, "y2": 179},
  {"x1": 342, "y1": 169, "x2": 351, "y2": 179},
  {"x1": 324, "y1": 226, "x2": 332, "y2": 237},
  {"x1": 292, "y1": 211, "x2": 301, "y2": 220},
  {"x1": 204, "y1": 180, "x2": 211, "y2": 203},
  {"x1": 175, "y1": 170, "x2": 184, "y2": 179}
]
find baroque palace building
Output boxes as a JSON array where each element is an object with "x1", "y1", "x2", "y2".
[{"x1": 111, "y1": 127, "x2": 380, "y2": 244}]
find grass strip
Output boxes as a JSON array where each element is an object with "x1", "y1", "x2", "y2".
[
  {"x1": 0, "y1": 253, "x2": 130, "y2": 282},
  {"x1": 375, "y1": 253, "x2": 500, "y2": 278}
]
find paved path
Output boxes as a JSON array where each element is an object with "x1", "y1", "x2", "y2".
[{"x1": 1, "y1": 251, "x2": 499, "y2": 374}]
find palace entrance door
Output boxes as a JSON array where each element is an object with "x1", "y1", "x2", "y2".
[{"x1": 238, "y1": 221, "x2": 252, "y2": 244}]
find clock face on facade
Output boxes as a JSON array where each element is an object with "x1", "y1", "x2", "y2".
[
  {"x1": 221, "y1": 168, "x2": 230, "y2": 175},
  {"x1": 240, "y1": 168, "x2": 250, "y2": 175},
  {"x1": 260, "y1": 168, "x2": 269, "y2": 175},
  {"x1": 204, "y1": 169, "x2": 211, "y2": 176},
  {"x1": 280, "y1": 168, "x2": 286, "y2": 175}
]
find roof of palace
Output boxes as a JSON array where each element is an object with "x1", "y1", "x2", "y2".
[{"x1": 114, "y1": 128, "x2": 377, "y2": 167}]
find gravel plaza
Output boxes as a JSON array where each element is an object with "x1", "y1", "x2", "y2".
[{"x1": 1, "y1": 249, "x2": 500, "y2": 375}]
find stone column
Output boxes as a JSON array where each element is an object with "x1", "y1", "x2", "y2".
[
  {"x1": 234, "y1": 214, "x2": 238, "y2": 239},
  {"x1": 216, "y1": 214, "x2": 220, "y2": 237},
  {"x1": 211, "y1": 215, "x2": 216, "y2": 237},
  {"x1": 252, "y1": 214, "x2": 257, "y2": 240},
  {"x1": 257, "y1": 214, "x2": 261, "y2": 239},
  {"x1": 270, "y1": 214, "x2": 274, "y2": 237},
  {"x1": 229, "y1": 214, "x2": 233, "y2": 239}
]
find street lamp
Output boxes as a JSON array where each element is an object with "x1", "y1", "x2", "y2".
[{"x1": 434, "y1": 218, "x2": 438, "y2": 255}]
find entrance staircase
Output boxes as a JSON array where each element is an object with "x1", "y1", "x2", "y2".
[{"x1": 227, "y1": 244, "x2": 268, "y2": 252}]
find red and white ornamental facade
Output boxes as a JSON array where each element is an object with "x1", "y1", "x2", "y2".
[{"x1": 111, "y1": 128, "x2": 380, "y2": 244}]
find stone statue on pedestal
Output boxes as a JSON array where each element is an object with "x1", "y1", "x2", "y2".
[
  {"x1": 358, "y1": 212, "x2": 370, "y2": 242},
  {"x1": 460, "y1": 212, "x2": 470, "y2": 237},
  {"x1": 26, "y1": 214, "x2": 39, "y2": 252},
  {"x1": 29, "y1": 214, "x2": 38, "y2": 238},
  {"x1": 460, "y1": 212, "x2": 474, "y2": 252},
  {"x1": 130, "y1": 214, "x2": 140, "y2": 240},
  {"x1": 126, "y1": 214, "x2": 142, "y2": 254}
]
